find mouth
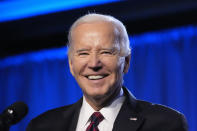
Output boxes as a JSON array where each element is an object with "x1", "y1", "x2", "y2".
[{"x1": 85, "y1": 74, "x2": 109, "y2": 80}]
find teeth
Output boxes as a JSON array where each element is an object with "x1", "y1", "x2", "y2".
[{"x1": 88, "y1": 75, "x2": 104, "y2": 80}]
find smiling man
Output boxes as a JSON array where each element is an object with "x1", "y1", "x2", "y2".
[{"x1": 26, "y1": 13, "x2": 188, "y2": 131}]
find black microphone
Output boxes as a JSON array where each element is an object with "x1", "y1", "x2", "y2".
[{"x1": 0, "y1": 102, "x2": 28, "y2": 131}]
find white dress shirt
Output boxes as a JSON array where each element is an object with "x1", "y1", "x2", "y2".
[{"x1": 76, "y1": 88, "x2": 125, "y2": 131}]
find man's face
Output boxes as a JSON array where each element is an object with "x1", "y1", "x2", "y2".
[{"x1": 69, "y1": 21, "x2": 130, "y2": 101}]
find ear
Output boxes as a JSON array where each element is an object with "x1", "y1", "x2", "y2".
[
  {"x1": 68, "y1": 57, "x2": 74, "y2": 76},
  {"x1": 123, "y1": 54, "x2": 131, "y2": 73}
]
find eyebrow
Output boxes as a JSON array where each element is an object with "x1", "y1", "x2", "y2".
[
  {"x1": 101, "y1": 48, "x2": 116, "y2": 51},
  {"x1": 76, "y1": 49, "x2": 90, "y2": 53},
  {"x1": 75, "y1": 47, "x2": 118, "y2": 53}
]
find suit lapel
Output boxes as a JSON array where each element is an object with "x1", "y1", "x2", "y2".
[
  {"x1": 112, "y1": 87, "x2": 145, "y2": 131},
  {"x1": 63, "y1": 87, "x2": 144, "y2": 131},
  {"x1": 63, "y1": 98, "x2": 82, "y2": 131}
]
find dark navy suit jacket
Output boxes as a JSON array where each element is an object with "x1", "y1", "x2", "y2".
[{"x1": 26, "y1": 87, "x2": 188, "y2": 131}]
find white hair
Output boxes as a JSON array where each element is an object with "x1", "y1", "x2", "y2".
[{"x1": 68, "y1": 13, "x2": 131, "y2": 56}]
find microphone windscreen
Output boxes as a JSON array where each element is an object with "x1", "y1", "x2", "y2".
[{"x1": 2, "y1": 102, "x2": 28, "y2": 125}]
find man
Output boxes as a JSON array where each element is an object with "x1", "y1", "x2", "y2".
[{"x1": 26, "y1": 13, "x2": 188, "y2": 131}]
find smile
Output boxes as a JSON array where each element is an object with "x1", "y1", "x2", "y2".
[{"x1": 85, "y1": 75, "x2": 108, "y2": 80}]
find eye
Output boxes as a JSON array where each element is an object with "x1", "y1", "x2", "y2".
[
  {"x1": 101, "y1": 51, "x2": 112, "y2": 55},
  {"x1": 78, "y1": 52, "x2": 89, "y2": 56}
]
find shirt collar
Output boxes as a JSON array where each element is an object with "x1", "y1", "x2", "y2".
[
  {"x1": 79, "y1": 96, "x2": 95, "y2": 128},
  {"x1": 100, "y1": 88, "x2": 124, "y2": 123},
  {"x1": 79, "y1": 88, "x2": 125, "y2": 127}
]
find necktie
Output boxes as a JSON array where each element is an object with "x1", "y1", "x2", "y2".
[{"x1": 86, "y1": 112, "x2": 104, "y2": 131}]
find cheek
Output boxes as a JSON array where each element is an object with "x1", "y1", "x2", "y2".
[
  {"x1": 102, "y1": 57, "x2": 124, "y2": 72},
  {"x1": 71, "y1": 57, "x2": 88, "y2": 74}
]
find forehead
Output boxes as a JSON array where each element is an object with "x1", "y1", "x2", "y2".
[
  {"x1": 70, "y1": 21, "x2": 118, "y2": 49},
  {"x1": 74, "y1": 21, "x2": 115, "y2": 32}
]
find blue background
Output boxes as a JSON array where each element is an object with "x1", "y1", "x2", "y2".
[
  {"x1": 0, "y1": 0, "x2": 120, "y2": 22},
  {"x1": 0, "y1": 25, "x2": 196, "y2": 131}
]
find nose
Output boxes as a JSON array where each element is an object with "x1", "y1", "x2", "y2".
[{"x1": 88, "y1": 53, "x2": 102, "y2": 71}]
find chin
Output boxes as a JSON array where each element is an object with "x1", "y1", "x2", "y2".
[
  {"x1": 92, "y1": 88, "x2": 113, "y2": 98},
  {"x1": 88, "y1": 90, "x2": 107, "y2": 97},
  {"x1": 90, "y1": 94, "x2": 108, "y2": 101}
]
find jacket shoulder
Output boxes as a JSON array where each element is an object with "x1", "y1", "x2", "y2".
[
  {"x1": 136, "y1": 100, "x2": 188, "y2": 131},
  {"x1": 136, "y1": 100, "x2": 183, "y2": 117},
  {"x1": 26, "y1": 100, "x2": 81, "y2": 131},
  {"x1": 32, "y1": 104, "x2": 73, "y2": 122}
]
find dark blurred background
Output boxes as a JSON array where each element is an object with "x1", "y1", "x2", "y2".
[
  {"x1": 0, "y1": 0, "x2": 197, "y2": 131},
  {"x1": 1, "y1": 0, "x2": 197, "y2": 58}
]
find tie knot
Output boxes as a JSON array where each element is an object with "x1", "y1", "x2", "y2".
[{"x1": 90, "y1": 112, "x2": 104, "y2": 126}]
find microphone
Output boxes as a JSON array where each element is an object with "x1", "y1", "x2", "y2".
[{"x1": 0, "y1": 102, "x2": 28, "y2": 131}]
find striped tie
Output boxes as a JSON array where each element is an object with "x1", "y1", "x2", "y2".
[{"x1": 86, "y1": 112, "x2": 104, "y2": 131}]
